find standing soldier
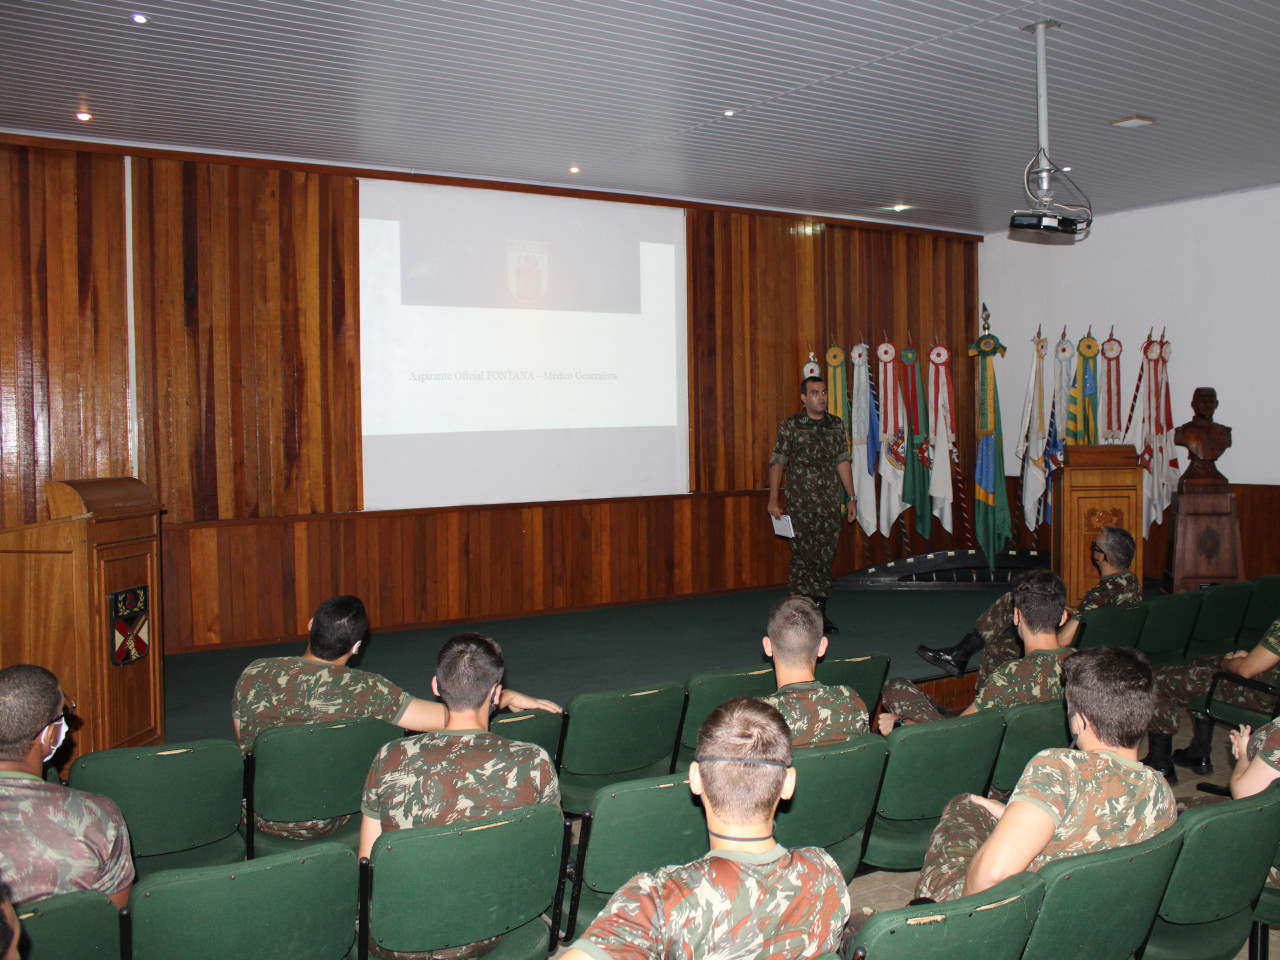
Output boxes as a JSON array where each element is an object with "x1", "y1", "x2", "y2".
[{"x1": 768, "y1": 376, "x2": 857, "y2": 634}]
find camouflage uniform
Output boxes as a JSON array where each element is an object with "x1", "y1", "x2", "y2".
[
  {"x1": 1151, "y1": 618, "x2": 1280, "y2": 736},
  {"x1": 0, "y1": 771, "x2": 135, "y2": 906},
  {"x1": 976, "y1": 571, "x2": 1142, "y2": 682},
  {"x1": 916, "y1": 747, "x2": 1177, "y2": 902},
  {"x1": 771, "y1": 412, "x2": 852, "y2": 599},
  {"x1": 361, "y1": 729, "x2": 560, "y2": 960},
  {"x1": 571, "y1": 844, "x2": 849, "y2": 960},
  {"x1": 758, "y1": 681, "x2": 868, "y2": 748},
  {"x1": 882, "y1": 648, "x2": 1069, "y2": 724},
  {"x1": 232, "y1": 656, "x2": 413, "y2": 839}
]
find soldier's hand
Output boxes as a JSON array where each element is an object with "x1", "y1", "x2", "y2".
[
  {"x1": 845, "y1": 510, "x2": 856, "y2": 524},
  {"x1": 876, "y1": 713, "x2": 899, "y2": 736},
  {"x1": 969, "y1": 795, "x2": 1007, "y2": 820},
  {"x1": 767, "y1": 500, "x2": 783, "y2": 520},
  {"x1": 1231, "y1": 724, "x2": 1252, "y2": 761},
  {"x1": 502, "y1": 691, "x2": 563, "y2": 714}
]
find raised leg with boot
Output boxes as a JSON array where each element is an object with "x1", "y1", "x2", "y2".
[{"x1": 916, "y1": 630, "x2": 984, "y2": 678}]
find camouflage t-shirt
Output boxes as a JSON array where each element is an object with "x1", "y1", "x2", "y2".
[
  {"x1": 770, "y1": 412, "x2": 853, "y2": 513},
  {"x1": 1069, "y1": 570, "x2": 1143, "y2": 621},
  {"x1": 758, "y1": 682, "x2": 868, "y2": 748},
  {"x1": 972, "y1": 649, "x2": 1071, "y2": 712},
  {"x1": 1011, "y1": 747, "x2": 1177, "y2": 870},
  {"x1": 0, "y1": 772, "x2": 135, "y2": 906},
  {"x1": 1248, "y1": 718, "x2": 1280, "y2": 769},
  {"x1": 572, "y1": 844, "x2": 849, "y2": 960}
]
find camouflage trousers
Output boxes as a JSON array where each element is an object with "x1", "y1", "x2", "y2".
[
  {"x1": 788, "y1": 508, "x2": 843, "y2": 598},
  {"x1": 1150, "y1": 657, "x2": 1276, "y2": 736},
  {"x1": 974, "y1": 592, "x2": 1022, "y2": 684},
  {"x1": 916, "y1": 794, "x2": 999, "y2": 902},
  {"x1": 240, "y1": 799, "x2": 347, "y2": 841},
  {"x1": 880, "y1": 678, "x2": 953, "y2": 724}
]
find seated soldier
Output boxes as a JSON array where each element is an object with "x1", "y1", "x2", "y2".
[
  {"x1": 233, "y1": 595, "x2": 558, "y2": 840},
  {"x1": 878, "y1": 569, "x2": 1070, "y2": 735},
  {"x1": 758, "y1": 595, "x2": 868, "y2": 747},
  {"x1": 0, "y1": 665, "x2": 134, "y2": 909},
  {"x1": 359, "y1": 633, "x2": 560, "y2": 959},
  {"x1": 914, "y1": 646, "x2": 1176, "y2": 902},
  {"x1": 562, "y1": 697, "x2": 849, "y2": 960},
  {"x1": 917, "y1": 526, "x2": 1140, "y2": 680}
]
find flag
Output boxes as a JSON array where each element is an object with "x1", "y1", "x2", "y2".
[
  {"x1": 1126, "y1": 334, "x2": 1178, "y2": 537},
  {"x1": 927, "y1": 345, "x2": 956, "y2": 533},
  {"x1": 970, "y1": 331, "x2": 1013, "y2": 572},
  {"x1": 825, "y1": 345, "x2": 852, "y2": 519},
  {"x1": 1016, "y1": 331, "x2": 1051, "y2": 530},
  {"x1": 848, "y1": 343, "x2": 879, "y2": 536},
  {"x1": 1054, "y1": 334, "x2": 1073, "y2": 441},
  {"x1": 1066, "y1": 333, "x2": 1099, "y2": 444},
  {"x1": 1100, "y1": 333, "x2": 1124, "y2": 442},
  {"x1": 900, "y1": 346, "x2": 932, "y2": 538},
  {"x1": 876, "y1": 341, "x2": 906, "y2": 536}
]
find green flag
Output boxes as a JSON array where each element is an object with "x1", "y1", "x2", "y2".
[
  {"x1": 969, "y1": 332, "x2": 1013, "y2": 572},
  {"x1": 900, "y1": 346, "x2": 932, "y2": 539}
]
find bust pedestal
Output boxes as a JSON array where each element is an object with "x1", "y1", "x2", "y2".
[{"x1": 1163, "y1": 477, "x2": 1244, "y2": 592}]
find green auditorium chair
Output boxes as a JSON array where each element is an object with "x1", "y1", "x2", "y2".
[
  {"x1": 1137, "y1": 591, "x2": 1204, "y2": 669},
  {"x1": 1184, "y1": 580, "x2": 1254, "y2": 664},
  {"x1": 815, "y1": 652, "x2": 891, "y2": 709},
  {"x1": 1189, "y1": 671, "x2": 1280, "y2": 733},
  {"x1": 850, "y1": 872, "x2": 1044, "y2": 960},
  {"x1": 557, "y1": 681, "x2": 685, "y2": 814},
  {"x1": 1021, "y1": 821, "x2": 1184, "y2": 960},
  {"x1": 246, "y1": 717, "x2": 404, "y2": 858},
  {"x1": 563, "y1": 773, "x2": 708, "y2": 940},
  {"x1": 1240, "y1": 576, "x2": 1280, "y2": 648},
  {"x1": 359, "y1": 803, "x2": 566, "y2": 960},
  {"x1": 1139, "y1": 782, "x2": 1280, "y2": 960},
  {"x1": 1248, "y1": 841, "x2": 1280, "y2": 960},
  {"x1": 68, "y1": 738, "x2": 245, "y2": 879},
  {"x1": 672, "y1": 666, "x2": 776, "y2": 771},
  {"x1": 774, "y1": 734, "x2": 888, "y2": 881},
  {"x1": 861, "y1": 710, "x2": 1005, "y2": 870},
  {"x1": 1074, "y1": 602, "x2": 1148, "y2": 649},
  {"x1": 122, "y1": 842, "x2": 357, "y2": 960},
  {"x1": 490, "y1": 708, "x2": 566, "y2": 762},
  {"x1": 988, "y1": 700, "x2": 1069, "y2": 799},
  {"x1": 16, "y1": 890, "x2": 120, "y2": 960}
]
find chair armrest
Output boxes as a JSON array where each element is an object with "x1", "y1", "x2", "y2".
[{"x1": 1205, "y1": 671, "x2": 1280, "y2": 722}]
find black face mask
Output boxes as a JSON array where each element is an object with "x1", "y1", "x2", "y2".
[{"x1": 1069, "y1": 712, "x2": 1080, "y2": 750}]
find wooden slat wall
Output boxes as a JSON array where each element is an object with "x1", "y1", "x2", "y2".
[
  {"x1": 0, "y1": 145, "x2": 132, "y2": 527},
  {"x1": 131, "y1": 158, "x2": 361, "y2": 524}
]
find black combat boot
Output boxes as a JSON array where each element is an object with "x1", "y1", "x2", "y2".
[
  {"x1": 810, "y1": 596, "x2": 838, "y2": 634},
  {"x1": 1141, "y1": 732, "x2": 1179, "y2": 785},
  {"x1": 916, "y1": 630, "x2": 985, "y2": 678},
  {"x1": 1172, "y1": 716, "x2": 1216, "y2": 775}
]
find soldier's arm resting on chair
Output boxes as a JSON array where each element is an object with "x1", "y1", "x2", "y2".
[
  {"x1": 358, "y1": 814, "x2": 382, "y2": 861},
  {"x1": 498, "y1": 690, "x2": 563, "y2": 713},
  {"x1": 1220, "y1": 645, "x2": 1280, "y2": 679},
  {"x1": 1056, "y1": 618, "x2": 1081, "y2": 648},
  {"x1": 1229, "y1": 725, "x2": 1280, "y2": 798},
  {"x1": 961, "y1": 800, "x2": 1055, "y2": 897}
]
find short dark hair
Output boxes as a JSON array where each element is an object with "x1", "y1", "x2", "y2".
[
  {"x1": 1011, "y1": 569, "x2": 1067, "y2": 634},
  {"x1": 1063, "y1": 646, "x2": 1155, "y2": 749},
  {"x1": 695, "y1": 697, "x2": 792, "y2": 824},
  {"x1": 308, "y1": 595, "x2": 369, "y2": 661},
  {"x1": 766, "y1": 596, "x2": 824, "y2": 668},
  {"x1": 800, "y1": 375, "x2": 825, "y2": 395},
  {"x1": 436, "y1": 633, "x2": 505, "y2": 711},
  {"x1": 1095, "y1": 526, "x2": 1135, "y2": 570},
  {"x1": 0, "y1": 880, "x2": 13, "y2": 956},
  {"x1": 0, "y1": 665, "x2": 62, "y2": 762}
]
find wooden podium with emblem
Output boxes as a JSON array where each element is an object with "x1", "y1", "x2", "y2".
[{"x1": 0, "y1": 478, "x2": 164, "y2": 766}]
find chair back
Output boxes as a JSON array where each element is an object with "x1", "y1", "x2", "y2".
[
  {"x1": 362, "y1": 804, "x2": 563, "y2": 960},
  {"x1": 1021, "y1": 822, "x2": 1184, "y2": 960},
  {"x1": 850, "y1": 872, "x2": 1044, "y2": 960},
  {"x1": 1137, "y1": 592, "x2": 1203, "y2": 668},
  {"x1": 815, "y1": 653, "x2": 890, "y2": 708},
  {"x1": 674, "y1": 666, "x2": 777, "y2": 767},
  {"x1": 775, "y1": 734, "x2": 888, "y2": 880},
  {"x1": 1240, "y1": 577, "x2": 1280, "y2": 648},
  {"x1": 1075, "y1": 603, "x2": 1147, "y2": 649},
  {"x1": 489, "y1": 709, "x2": 566, "y2": 762},
  {"x1": 125, "y1": 842, "x2": 357, "y2": 960},
  {"x1": 17, "y1": 890, "x2": 120, "y2": 960},
  {"x1": 1185, "y1": 580, "x2": 1254, "y2": 662},
  {"x1": 989, "y1": 700, "x2": 1068, "y2": 796}
]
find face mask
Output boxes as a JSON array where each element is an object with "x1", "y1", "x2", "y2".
[
  {"x1": 42, "y1": 718, "x2": 67, "y2": 763},
  {"x1": 1068, "y1": 713, "x2": 1080, "y2": 750}
]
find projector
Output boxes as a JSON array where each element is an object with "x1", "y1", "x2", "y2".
[{"x1": 1009, "y1": 209, "x2": 1087, "y2": 235}]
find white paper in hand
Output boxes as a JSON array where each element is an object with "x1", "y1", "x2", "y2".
[{"x1": 771, "y1": 514, "x2": 795, "y2": 538}]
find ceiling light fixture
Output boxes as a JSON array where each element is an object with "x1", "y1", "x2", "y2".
[
  {"x1": 890, "y1": 204, "x2": 912, "y2": 212},
  {"x1": 1111, "y1": 115, "x2": 1155, "y2": 129},
  {"x1": 132, "y1": 12, "x2": 148, "y2": 23},
  {"x1": 76, "y1": 111, "x2": 93, "y2": 121},
  {"x1": 568, "y1": 165, "x2": 580, "y2": 174},
  {"x1": 722, "y1": 110, "x2": 735, "y2": 117}
]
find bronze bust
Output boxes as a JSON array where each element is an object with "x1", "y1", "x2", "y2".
[{"x1": 1174, "y1": 387, "x2": 1231, "y2": 490}]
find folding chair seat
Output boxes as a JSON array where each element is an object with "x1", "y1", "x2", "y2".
[
  {"x1": 850, "y1": 872, "x2": 1043, "y2": 960},
  {"x1": 1074, "y1": 603, "x2": 1147, "y2": 649},
  {"x1": 1021, "y1": 822, "x2": 1184, "y2": 960},
  {"x1": 68, "y1": 738, "x2": 244, "y2": 879},
  {"x1": 1184, "y1": 581, "x2": 1254, "y2": 663},
  {"x1": 16, "y1": 890, "x2": 120, "y2": 960},
  {"x1": 246, "y1": 717, "x2": 404, "y2": 858},
  {"x1": 988, "y1": 700, "x2": 1068, "y2": 798},
  {"x1": 359, "y1": 803, "x2": 567, "y2": 960},
  {"x1": 672, "y1": 666, "x2": 775, "y2": 771},
  {"x1": 122, "y1": 842, "x2": 357, "y2": 960},
  {"x1": 557, "y1": 681, "x2": 685, "y2": 814},
  {"x1": 814, "y1": 652, "x2": 890, "y2": 709},
  {"x1": 1138, "y1": 592, "x2": 1204, "y2": 669},
  {"x1": 1241, "y1": 577, "x2": 1280, "y2": 648},
  {"x1": 774, "y1": 734, "x2": 888, "y2": 881},
  {"x1": 861, "y1": 710, "x2": 1005, "y2": 870},
  {"x1": 490, "y1": 709, "x2": 566, "y2": 761}
]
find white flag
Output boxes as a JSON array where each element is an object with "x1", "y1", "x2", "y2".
[
  {"x1": 848, "y1": 344, "x2": 879, "y2": 536},
  {"x1": 927, "y1": 345, "x2": 955, "y2": 533},
  {"x1": 1016, "y1": 333, "x2": 1052, "y2": 530},
  {"x1": 877, "y1": 341, "x2": 906, "y2": 536}
]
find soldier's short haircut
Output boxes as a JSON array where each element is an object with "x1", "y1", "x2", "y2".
[
  {"x1": 0, "y1": 664, "x2": 62, "y2": 762},
  {"x1": 800, "y1": 375, "x2": 825, "y2": 395},
  {"x1": 1063, "y1": 646, "x2": 1155, "y2": 749},
  {"x1": 1011, "y1": 569, "x2": 1067, "y2": 635},
  {"x1": 436, "y1": 633, "x2": 505, "y2": 711},
  {"x1": 1095, "y1": 526, "x2": 1136, "y2": 570},
  {"x1": 695, "y1": 697, "x2": 792, "y2": 824},
  {"x1": 766, "y1": 596, "x2": 825, "y2": 668},
  {"x1": 309, "y1": 595, "x2": 370, "y2": 661}
]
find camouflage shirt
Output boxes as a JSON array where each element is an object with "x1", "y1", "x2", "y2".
[
  {"x1": 0, "y1": 772, "x2": 135, "y2": 906},
  {"x1": 1248, "y1": 718, "x2": 1280, "y2": 769},
  {"x1": 758, "y1": 682, "x2": 868, "y2": 748},
  {"x1": 770, "y1": 412, "x2": 852, "y2": 513},
  {"x1": 972, "y1": 649, "x2": 1071, "y2": 712},
  {"x1": 1011, "y1": 747, "x2": 1177, "y2": 870},
  {"x1": 1069, "y1": 570, "x2": 1142, "y2": 621},
  {"x1": 572, "y1": 844, "x2": 849, "y2": 960}
]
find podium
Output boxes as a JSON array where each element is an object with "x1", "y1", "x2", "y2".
[
  {"x1": 0, "y1": 478, "x2": 165, "y2": 766},
  {"x1": 1051, "y1": 446, "x2": 1145, "y2": 609}
]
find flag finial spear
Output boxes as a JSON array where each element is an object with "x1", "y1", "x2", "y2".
[
  {"x1": 1086, "y1": 324, "x2": 1092, "y2": 337},
  {"x1": 980, "y1": 303, "x2": 991, "y2": 334},
  {"x1": 1060, "y1": 325, "x2": 1067, "y2": 339},
  {"x1": 1108, "y1": 325, "x2": 1114, "y2": 340},
  {"x1": 1034, "y1": 324, "x2": 1042, "y2": 341},
  {"x1": 1159, "y1": 326, "x2": 1167, "y2": 341}
]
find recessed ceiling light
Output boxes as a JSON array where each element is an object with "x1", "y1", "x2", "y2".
[
  {"x1": 76, "y1": 111, "x2": 93, "y2": 121},
  {"x1": 568, "y1": 166, "x2": 580, "y2": 174},
  {"x1": 722, "y1": 110, "x2": 735, "y2": 117},
  {"x1": 1110, "y1": 115, "x2": 1154, "y2": 128},
  {"x1": 131, "y1": 12, "x2": 148, "y2": 23},
  {"x1": 1061, "y1": 167, "x2": 1072, "y2": 172},
  {"x1": 888, "y1": 204, "x2": 912, "y2": 212}
]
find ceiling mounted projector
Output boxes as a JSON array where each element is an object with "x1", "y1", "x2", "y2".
[{"x1": 1010, "y1": 20, "x2": 1093, "y2": 240}]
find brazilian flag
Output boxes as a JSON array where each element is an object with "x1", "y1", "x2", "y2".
[{"x1": 970, "y1": 333, "x2": 1014, "y2": 572}]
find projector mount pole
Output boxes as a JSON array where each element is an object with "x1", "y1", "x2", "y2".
[{"x1": 1022, "y1": 19, "x2": 1061, "y2": 206}]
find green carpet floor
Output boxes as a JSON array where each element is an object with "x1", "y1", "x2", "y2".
[{"x1": 164, "y1": 586, "x2": 1004, "y2": 743}]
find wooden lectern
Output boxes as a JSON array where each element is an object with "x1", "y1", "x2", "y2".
[
  {"x1": 1051, "y1": 446, "x2": 1145, "y2": 609},
  {"x1": 0, "y1": 478, "x2": 164, "y2": 766}
]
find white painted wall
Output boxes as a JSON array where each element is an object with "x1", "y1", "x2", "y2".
[{"x1": 979, "y1": 183, "x2": 1280, "y2": 484}]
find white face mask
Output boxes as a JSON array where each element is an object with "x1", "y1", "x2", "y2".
[{"x1": 42, "y1": 718, "x2": 67, "y2": 763}]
